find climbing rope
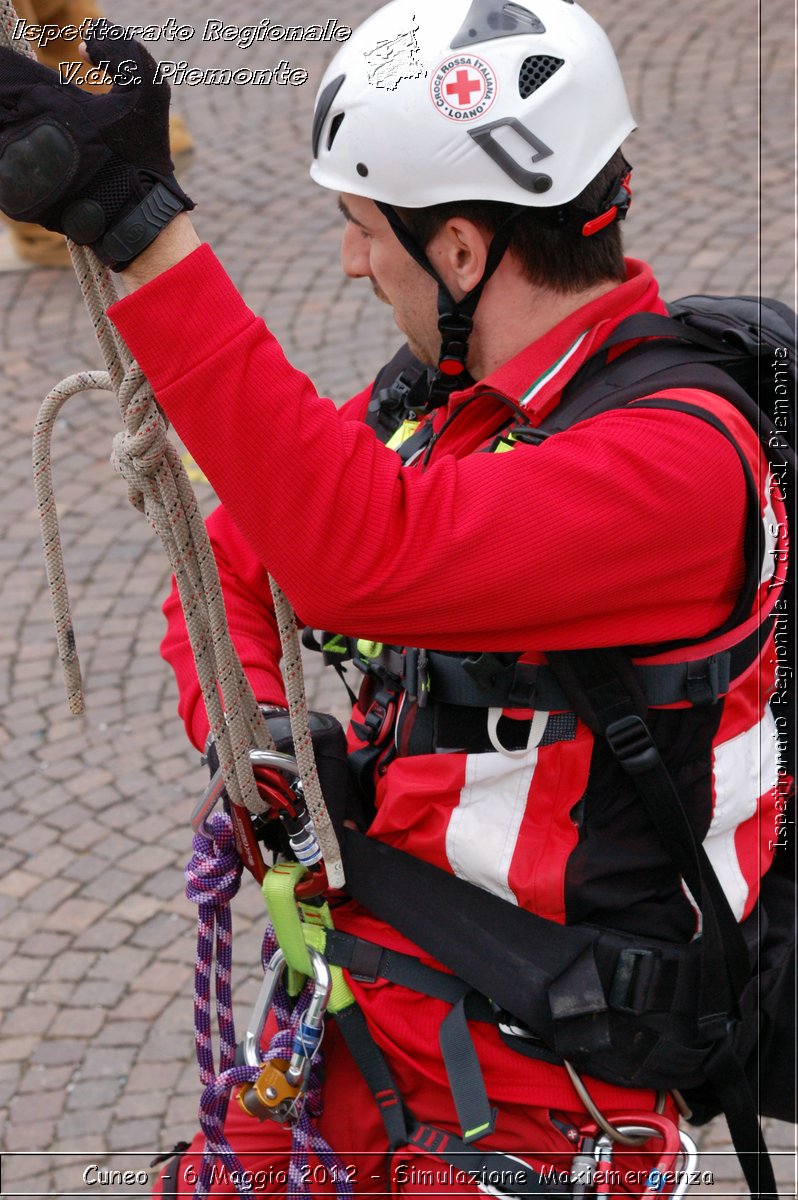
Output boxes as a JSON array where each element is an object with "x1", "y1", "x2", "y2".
[{"x1": 1, "y1": 0, "x2": 345, "y2": 887}]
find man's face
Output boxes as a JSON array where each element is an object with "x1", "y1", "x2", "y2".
[{"x1": 338, "y1": 193, "x2": 440, "y2": 366}]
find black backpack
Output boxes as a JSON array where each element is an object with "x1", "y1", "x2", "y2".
[{"x1": 341, "y1": 295, "x2": 796, "y2": 1199}]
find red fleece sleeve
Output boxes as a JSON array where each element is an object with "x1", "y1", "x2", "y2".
[{"x1": 112, "y1": 246, "x2": 752, "y2": 654}]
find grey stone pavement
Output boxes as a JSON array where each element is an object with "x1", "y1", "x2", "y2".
[{"x1": 0, "y1": 0, "x2": 795, "y2": 1195}]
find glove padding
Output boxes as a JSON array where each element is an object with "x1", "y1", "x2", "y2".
[{"x1": 0, "y1": 24, "x2": 193, "y2": 268}]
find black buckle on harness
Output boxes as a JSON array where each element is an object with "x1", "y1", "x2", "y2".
[
  {"x1": 346, "y1": 939, "x2": 385, "y2": 984},
  {"x1": 605, "y1": 714, "x2": 660, "y2": 775},
  {"x1": 362, "y1": 687, "x2": 397, "y2": 746},
  {"x1": 404, "y1": 647, "x2": 431, "y2": 708},
  {"x1": 686, "y1": 655, "x2": 723, "y2": 707},
  {"x1": 608, "y1": 948, "x2": 660, "y2": 1014},
  {"x1": 461, "y1": 651, "x2": 532, "y2": 706}
]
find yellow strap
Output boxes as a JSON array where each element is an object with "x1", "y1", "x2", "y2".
[
  {"x1": 262, "y1": 863, "x2": 355, "y2": 1012},
  {"x1": 385, "y1": 419, "x2": 421, "y2": 451}
]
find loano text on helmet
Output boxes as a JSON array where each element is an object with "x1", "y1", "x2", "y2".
[{"x1": 430, "y1": 55, "x2": 497, "y2": 122}]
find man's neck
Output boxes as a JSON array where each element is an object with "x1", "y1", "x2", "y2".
[{"x1": 466, "y1": 264, "x2": 620, "y2": 381}]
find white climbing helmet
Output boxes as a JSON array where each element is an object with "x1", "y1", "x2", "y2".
[{"x1": 310, "y1": 0, "x2": 635, "y2": 209}]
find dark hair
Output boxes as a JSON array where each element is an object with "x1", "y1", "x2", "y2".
[{"x1": 395, "y1": 149, "x2": 629, "y2": 294}]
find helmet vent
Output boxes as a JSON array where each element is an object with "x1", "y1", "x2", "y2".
[
  {"x1": 327, "y1": 113, "x2": 345, "y2": 151},
  {"x1": 451, "y1": 1, "x2": 545, "y2": 50},
  {"x1": 518, "y1": 55, "x2": 564, "y2": 98},
  {"x1": 311, "y1": 74, "x2": 345, "y2": 158}
]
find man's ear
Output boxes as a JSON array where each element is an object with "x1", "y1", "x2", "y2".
[{"x1": 428, "y1": 218, "x2": 491, "y2": 298}]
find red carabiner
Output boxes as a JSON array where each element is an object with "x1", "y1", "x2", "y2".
[{"x1": 578, "y1": 1112, "x2": 683, "y2": 1199}]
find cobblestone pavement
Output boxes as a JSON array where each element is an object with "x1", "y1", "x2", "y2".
[{"x1": 0, "y1": 0, "x2": 795, "y2": 1195}]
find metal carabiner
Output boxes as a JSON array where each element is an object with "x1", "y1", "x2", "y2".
[
  {"x1": 238, "y1": 945, "x2": 332, "y2": 1124},
  {"x1": 190, "y1": 748, "x2": 300, "y2": 834},
  {"x1": 589, "y1": 1116, "x2": 687, "y2": 1199}
]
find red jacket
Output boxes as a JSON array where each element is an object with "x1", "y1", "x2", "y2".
[{"x1": 110, "y1": 248, "x2": 784, "y2": 1111}]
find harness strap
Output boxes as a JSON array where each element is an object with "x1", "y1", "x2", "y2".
[
  {"x1": 325, "y1": 929, "x2": 474, "y2": 1001},
  {"x1": 333, "y1": 1003, "x2": 564, "y2": 1194},
  {"x1": 439, "y1": 994, "x2": 498, "y2": 1142},
  {"x1": 325, "y1": 930, "x2": 497, "y2": 1144},
  {"x1": 338, "y1": 830, "x2": 711, "y2": 1082},
  {"x1": 547, "y1": 648, "x2": 751, "y2": 1017},
  {"x1": 388, "y1": 621, "x2": 770, "y2": 713},
  {"x1": 406, "y1": 1126, "x2": 571, "y2": 1196},
  {"x1": 332, "y1": 1003, "x2": 412, "y2": 1149},
  {"x1": 702, "y1": 1041, "x2": 778, "y2": 1199}
]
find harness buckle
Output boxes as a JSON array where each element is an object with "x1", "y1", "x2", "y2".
[
  {"x1": 605, "y1": 714, "x2": 660, "y2": 775},
  {"x1": 685, "y1": 655, "x2": 724, "y2": 707},
  {"x1": 609, "y1": 947, "x2": 660, "y2": 1014},
  {"x1": 404, "y1": 647, "x2": 430, "y2": 707},
  {"x1": 362, "y1": 687, "x2": 397, "y2": 745}
]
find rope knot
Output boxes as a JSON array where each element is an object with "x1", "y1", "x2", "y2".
[
  {"x1": 185, "y1": 812, "x2": 242, "y2": 908},
  {"x1": 110, "y1": 381, "x2": 170, "y2": 509}
]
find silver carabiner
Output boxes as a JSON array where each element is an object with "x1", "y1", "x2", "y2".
[
  {"x1": 241, "y1": 947, "x2": 288, "y2": 1067},
  {"x1": 190, "y1": 747, "x2": 300, "y2": 834},
  {"x1": 238, "y1": 946, "x2": 333, "y2": 1125},
  {"x1": 241, "y1": 945, "x2": 332, "y2": 1071},
  {"x1": 592, "y1": 1121, "x2": 697, "y2": 1199}
]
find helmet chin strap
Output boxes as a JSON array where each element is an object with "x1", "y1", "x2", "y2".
[{"x1": 375, "y1": 202, "x2": 524, "y2": 410}]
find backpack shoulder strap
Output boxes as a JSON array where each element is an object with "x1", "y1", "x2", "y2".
[{"x1": 552, "y1": 315, "x2": 796, "y2": 470}]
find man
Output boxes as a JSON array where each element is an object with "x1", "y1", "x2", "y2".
[{"x1": 0, "y1": 1, "x2": 785, "y2": 1194}]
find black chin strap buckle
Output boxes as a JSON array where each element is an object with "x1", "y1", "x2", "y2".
[{"x1": 437, "y1": 309, "x2": 473, "y2": 380}]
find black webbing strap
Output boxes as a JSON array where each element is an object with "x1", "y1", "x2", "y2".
[
  {"x1": 546, "y1": 647, "x2": 750, "y2": 1018},
  {"x1": 439, "y1": 994, "x2": 497, "y2": 1143},
  {"x1": 407, "y1": 1125, "x2": 570, "y2": 1196},
  {"x1": 326, "y1": 929, "x2": 474, "y2": 1004},
  {"x1": 334, "y1": 997, "x2": 496, "y2": 1155},
  {"x1": 333, "y1": 1003, "x2": 412, "y2": 1150},
  {"x1": 418, "y1": 637, "x2": 765, "y2": 712},
  {"x1": 544, "y1": 647, "x2": 778, "y2": 1200},
  {"x1": 702, "y1": 1041, "x2": 779, "y2": 1199},
  {"x1": 333, "y1": 990, "x2": 565, "y2": 1193},
  {"x1": 325, "y1": 929, "x2": 497, "y2": 1144},
  {"x1": 340, "y1": 828, "x2": 671, "y2": 1068}
]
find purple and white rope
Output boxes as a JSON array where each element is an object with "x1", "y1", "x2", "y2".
[
  {"x1": 185, "y1": 814, "x2": 353, "y2": 1199},
  {"x1": 185, "y1": 811, "x2": 254, "y2": 1198}
]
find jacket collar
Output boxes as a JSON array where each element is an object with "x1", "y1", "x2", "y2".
[{"x1": 448, "y1": 258, "x2": 668, "y2": 425}]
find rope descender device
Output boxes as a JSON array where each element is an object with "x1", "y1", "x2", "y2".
[
  {"x1": 236, "y1": 861, "x2": 356, "y2": 1126},
  {"x1": 191, "y1": 747, "x2": 328, "y2": 891},
  {"x1": 238, "y1": 947, "x2": 332, "y2": 1124}
]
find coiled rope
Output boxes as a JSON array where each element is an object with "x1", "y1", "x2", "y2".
[{"x1": 2, "y1": 0, "x2": 344, "y2": 888}]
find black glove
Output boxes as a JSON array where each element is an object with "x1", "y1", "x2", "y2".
[{"x1": 0, "y1": 23, "x2": 193, "y2": 269}]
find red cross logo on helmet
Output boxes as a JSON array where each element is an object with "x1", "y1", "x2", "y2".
[{"x1": 430, "y1": 55, "x2": 498, "y2": 122}]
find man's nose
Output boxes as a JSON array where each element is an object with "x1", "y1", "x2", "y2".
[{"x1": 341, "y1": 221, "x2": 370, "y2": 278}]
